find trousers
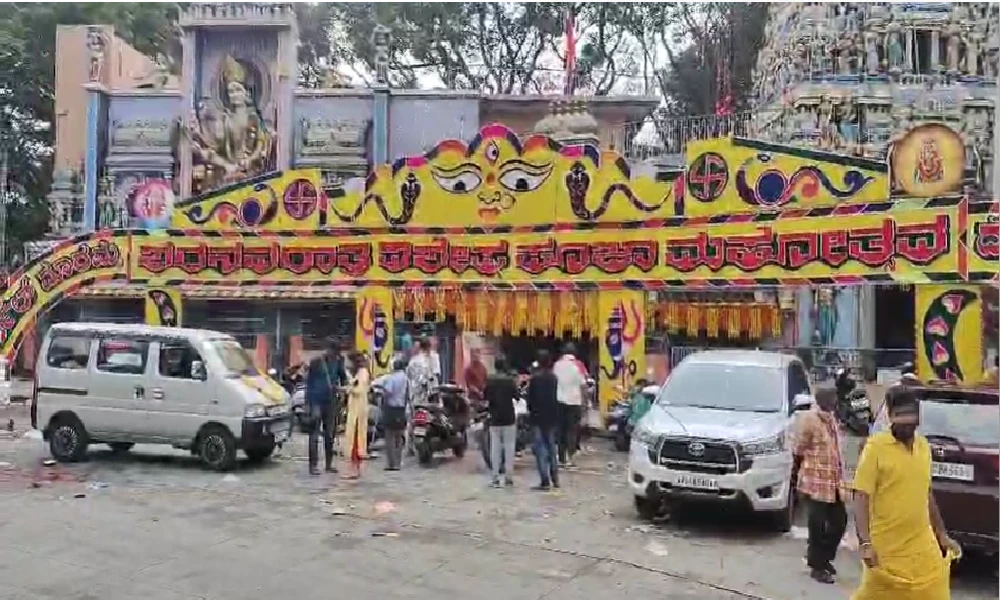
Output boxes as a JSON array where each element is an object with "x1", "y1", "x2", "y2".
[
  {"x1": 489, "y1": 424, "x2": 516, "y2": 483},
  {"x1": 308, "y1": 401, "x2": 339, "y2": 469},
  {"x1": 806, "y1": 495, "x2": 848, "y2": 570},
  {"x1": 533, "y1": 426, "x2": 559, "y2": 487},
  {"x1": 383, "y1": 406, "x2": 407, "y2": 469},
  {"x1": 556, "y1": 404, "x2": 581, "y2": 463}
]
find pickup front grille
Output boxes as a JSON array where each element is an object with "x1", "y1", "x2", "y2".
[{"x1": 658, "y1": 438, "x2": 738, "y2": 472}]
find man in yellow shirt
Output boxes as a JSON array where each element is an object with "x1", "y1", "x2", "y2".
[{"x1": 851, "y1": 387, "x2": 961, "y2": 600}]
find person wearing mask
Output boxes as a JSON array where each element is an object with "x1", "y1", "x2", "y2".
[
  {"x1": 851, "y1": 386, "x2": 960, "y2": 600},
  {"x1": 526, "y1": 350, "x2": 560, "y2": 490},
  {"x1": 484, "y1": 356, "x2": 518, "y2": 487},
  {"x1": 793, "y1": 387, "x2": 847, "y2": 584},
  {"x1": 464, "y1": 347, "x2": 488, "y2": 406},
  {"x1": 380, "y1": 358, "x2": 410, "y2": 471},
  {"x1": 553, "y1": 343, "x2": 586, "y2": 467},
  {"x1": 342, "y1": 352, "x2": 371, "y2": 479},
  {"x1": 306, "y1": 340, "x2": 348, "y2": 476}
]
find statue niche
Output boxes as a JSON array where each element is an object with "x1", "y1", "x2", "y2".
[{"x1": 187, "y1": 55, "x2": 275, "y2": 195}]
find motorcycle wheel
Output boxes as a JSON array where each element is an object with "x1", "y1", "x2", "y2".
[{"x1": 417, "y1": 441, "x2": 433, "y2": 466}]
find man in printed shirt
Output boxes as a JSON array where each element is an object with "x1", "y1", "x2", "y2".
[{"x1": 793, "y1": 386, "x2": 848, "y2": 584}]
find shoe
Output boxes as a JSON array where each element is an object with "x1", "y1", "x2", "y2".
[
  {"x1": 825, "y1": 564, "x2": 837, "y2": 576},
  {"x1": 531, "y1": 484, "x2": 551, "y2": 491},
  {"x1": 309, "y1": 467, "x2": 320, "y2": 476},
  {"x1": 325, "y1": 465, "x2": 338, "y2": 473},
  {"x1": 504, "y1": 477, "x2": 514, "y2": 487},
  {"x1": 489, "y1": 480, "x2": 501, "y2": 488},
  {"x1": 552, "y1": 480, "x2": 560, "y2": 489},
  {"x1": 566, "y1": 461, "x2": 577, "y2": 468},
  {"x1": 809, "y1": 568, "x2": 835, "y2": 584}
]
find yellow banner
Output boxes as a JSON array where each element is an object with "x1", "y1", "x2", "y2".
[
  {"x1": 683, "y1": 138, "x2": 889, "y2": 216},
  {"x1": 969, "y1": 203, "x2": 998, "y2": 278},
  {"x1": 173, "y1": 124, "x2": 679, "y2": 230},
  {"x1": 144, "y1": 288, "x2": 183, "y2": 327},
  {"x1": 597, "y1": 290, "x2": 646, "y2": 415},
  {"x1": 915, "y1": 285, "x2": 983, "y2": 385},
  {"x1": 355, "y1": 288, "x2": 394, "y2": 377},
  {"x1": 143, "y1": 205, "x2": 963, "y2": 284}
]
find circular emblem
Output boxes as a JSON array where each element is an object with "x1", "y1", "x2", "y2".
[
  {"x1": 131, "y1": 179, "x2": 175, "y2": 230},
  {"x1": 687, "y1": 152, "x2": 729, "y2": 202},
  {"x1": 282, "y1": 179, "x2": 318, "y2": 220},
  {"x1": 239, "y1": 198, "x2": 263, "y2": 226},
  {"x1": 932, "y1": 446, "x2": 945, "y2": 458},
  {"x1": 687, "y1": 441, "x2": 706, "y2": 457}
]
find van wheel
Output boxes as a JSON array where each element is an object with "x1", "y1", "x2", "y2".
[
  {"x1": 198, "y1": 425, "x2": 237, "y2": 472},
  {"x1": 245, "y1": 444, "x2": 275, "y2": 464},
  {"x1": 108, "y1": 442, "x2": 134, "y2": 453},
  {"x1": 49, "y1": 416, "x2": 89, "y2": 462},
  {"x1": 634, "y1": 496, "x2": 661, "y2": 520}
]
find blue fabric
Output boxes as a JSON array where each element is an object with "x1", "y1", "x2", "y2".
[
  {"x1": 533, "y1": 426, "x2": 559, "y2": 487},
  {"x1": 380, "y1": 370, "x2": 409, "y2": 408},
  {"x1": 306, "y1": 356, "x2": 346, "y2": 405}
]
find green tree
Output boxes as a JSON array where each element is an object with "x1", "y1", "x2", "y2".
[{"x1": 0, "y1": 3, "x2": 178, "y2": 259}]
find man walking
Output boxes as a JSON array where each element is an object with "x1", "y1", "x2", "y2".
[
  {"x1": 553, "y1": 343, "x2": 586, "y2": 467},
  {"x1": 851, "y1": 386, "x2": 960, "y2": 599},
  {"x1": 526, "y1": 350, "x2": 560, "y2": 490},
  {"x1": 793, "y1": 387, "x2": 847, "y2": 584},
  {"x1": 484, "y1": 357, "x2": 518, "y2": 487},
  {"x1": 306, "y1": 340, "x2": 348, "y2": 476},
  {"x1": 380, "y1": 358, "x2": 410, "y2": 471}
]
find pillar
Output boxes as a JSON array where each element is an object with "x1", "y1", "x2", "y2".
[
  {"x1": 356, "y1": 287, "x2": 394, "y2": 377},
  {"x1": 597, "y1": 291, "x2": 646, "y2": 417},
  {"x1": 144, "y1": 288, "x2": 183, "y2": 327},
  {"x1": 372, "y1": 88, "x2": 389, "y2": 165},
  {"x1": 83, "y1": 84, "x2": 103, "y2": 231}
]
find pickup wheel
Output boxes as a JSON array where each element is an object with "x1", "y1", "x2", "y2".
[
  {"x1": 770, "y1": 485, "x2": 795, "y2": 533},
  {"x1": 108, "y1": 442, "x2": 134, "y2": 453},
  {"x1": 245, "y1": 443, "x2": 275, "y2": 464},
  {"x1": 634, "y1": 496, "x2": 661, "y2": 520}
]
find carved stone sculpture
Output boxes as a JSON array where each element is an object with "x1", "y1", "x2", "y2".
[
  {"x1": 945, "y1": 21, "x2": 962, "y2": 73},
  {"x1": 864, "y1": 30, "x2": 881, "y2": 75},
  {"x1": 886, "y1": 26, "x2": 904, "y2": 73},
  {"x1": 86, "y1": 26, "x2": 106, "y2": 83},
  {"x1": 965, "y1": 28, "x2": 983, "y2": 76}
]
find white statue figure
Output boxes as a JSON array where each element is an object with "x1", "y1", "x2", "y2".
[{"x1": 864, "y1": 30, "x2": 880, "y2": 75}]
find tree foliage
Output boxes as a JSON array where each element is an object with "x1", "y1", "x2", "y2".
[{"x1": 0, "y1": 3, "x2": 179, "y2": 257}]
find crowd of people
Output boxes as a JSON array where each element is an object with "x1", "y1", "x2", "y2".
[{"x1": 290, "y1": 336, "x2": 594, "y2": 491}]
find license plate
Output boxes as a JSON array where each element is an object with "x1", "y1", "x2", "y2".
[
  {"x1": 673, "y1": 473, "x2": 719, "y2": 490},
  {"x1": 608, "y1": 423, "x2": 618, "y2": 432},
  {"x1": 932, "y1": 461, "x2": 974, "y2": 482},
  {"x1": 268, "y1": 423, "x2": 290, "y2": 438},
  {"x1": 413, "y1": 426, "x2": 427, "y2": 436}
]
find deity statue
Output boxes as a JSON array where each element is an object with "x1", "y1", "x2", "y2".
[
  {"x1": 914, "y1": 137, "x2": 944, "y2": 185},
  {"x1": 864, "y1": 30, "x2": 881, "y2": 75},
  {"x1": 187, "y1": 55, "x2": 274, "y2": 192},
  {"x1": 965, "y1": 28, "x2": 983, "y2": 76},
  {"x1": 87, "y1": 27, "x2": 106, "y2": 82},
  {"x1": 886, "y1": 27, "x2": 904, "y2": 72},
  {"x1": 836, "y1": 35, "x2": 854, "y2": 75},
  {"x1": 946, "y1": 22, "x2": 962, "y2": 73},
  {"x1": 812, "y1": 288, "x2": 838, "y2": 347}
]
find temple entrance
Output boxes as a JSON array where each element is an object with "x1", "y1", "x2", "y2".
[{"x1": 874, "y1": 285, "x2": 916, "y2": 368}]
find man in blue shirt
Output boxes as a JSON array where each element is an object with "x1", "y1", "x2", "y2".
[
  {"x1": 306, "y1": 340, "x2": 348, "y2": 475},
  {"x1": 380, "y1": 358, "x2": 410, "y2": 471}
]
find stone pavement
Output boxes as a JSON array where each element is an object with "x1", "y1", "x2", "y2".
[{"x1": 0, "y1": 415, "x2": 994, "y2": 600}]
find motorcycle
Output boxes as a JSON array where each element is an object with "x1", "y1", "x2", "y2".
[
  {"x1": 834, "y1": 369, "x2": 872, "y2": 436},
  {"x1": 368, "y1": 382, "x2": 386, "y2": 447},
  {"x1": 606, "y1": 381, "x2": 657, "y2": 452},
  {"x1": 413, "y1": 383, "x2": 470, "y2": 466}
]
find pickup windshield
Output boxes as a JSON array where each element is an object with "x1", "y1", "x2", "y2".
[
  {"x1": 210, "y1": 339, "x2": 259, "y2": 377},
  {"x1": 657, "y1": 362, "x2": 783, "y2": 413}
]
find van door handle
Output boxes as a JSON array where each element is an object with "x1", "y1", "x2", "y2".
[
  {"x1": 134, "y1": 386, "x2": 145, "y2": 401},
  {"x1": 152, "y1": 388, "x2": 164, "y2": 401}
]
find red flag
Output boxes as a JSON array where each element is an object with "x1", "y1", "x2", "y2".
[{"x1": 563, "y1": 6, "x2": 576, "y2": 95}]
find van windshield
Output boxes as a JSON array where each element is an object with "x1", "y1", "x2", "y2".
[{"x1": 210, "y1": 340, "x2": 259, "y2": 377}]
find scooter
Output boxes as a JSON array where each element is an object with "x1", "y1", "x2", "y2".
[
  {"x1": 834, "y1": 369, "x2": 872, "y2": 435},
  {"x1": 413, "y1": 383, "x2": 470, "y2": 466}
]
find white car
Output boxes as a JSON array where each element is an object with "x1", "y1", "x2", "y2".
[{"x1": 627, "y1": 350, "x2": 813, "y2": 532}]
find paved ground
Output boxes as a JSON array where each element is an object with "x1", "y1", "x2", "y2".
[{"x1": 0, "y1": 411, "x2": 994, "y2": 600}]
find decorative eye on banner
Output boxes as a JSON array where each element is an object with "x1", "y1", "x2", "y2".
[{"x1": 598, "y1": 291, "x2": 645, "y2": 415}]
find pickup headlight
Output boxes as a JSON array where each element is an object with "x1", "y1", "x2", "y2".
[
  {"x1": 244, "y1": 404, "x2": 267, "y2": 418},
  {"x1": 632, "y1": 426, "x2": 659, "y2": 447},
  {"x1": 266, "y1": 403, "x2": 288, "y2": 417},
  {"x1": 740, "y1": 433, "x2": 785, "y2": 456}
]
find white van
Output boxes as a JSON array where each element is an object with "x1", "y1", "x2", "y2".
[{"x1": 32, "y1": 323, "x2": 290, "y2": 471}]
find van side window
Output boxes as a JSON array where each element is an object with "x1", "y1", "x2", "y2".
[
  {"x1": 96, "y1": 338, "x2": 149, "y2": 375},
  {"x1": 158, "y1": 342, "x2": 204, "y2": 380},
  {"x1": 46, "y1": 336, "x2": 91, "y2": 369},
  {"x1": 788, "y1": 363, "x2": 811, "y2": 399}
]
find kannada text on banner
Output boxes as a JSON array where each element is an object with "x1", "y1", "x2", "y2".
[{"x1": 135, "y1": 203, "x2": 995, "y2": 285}]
